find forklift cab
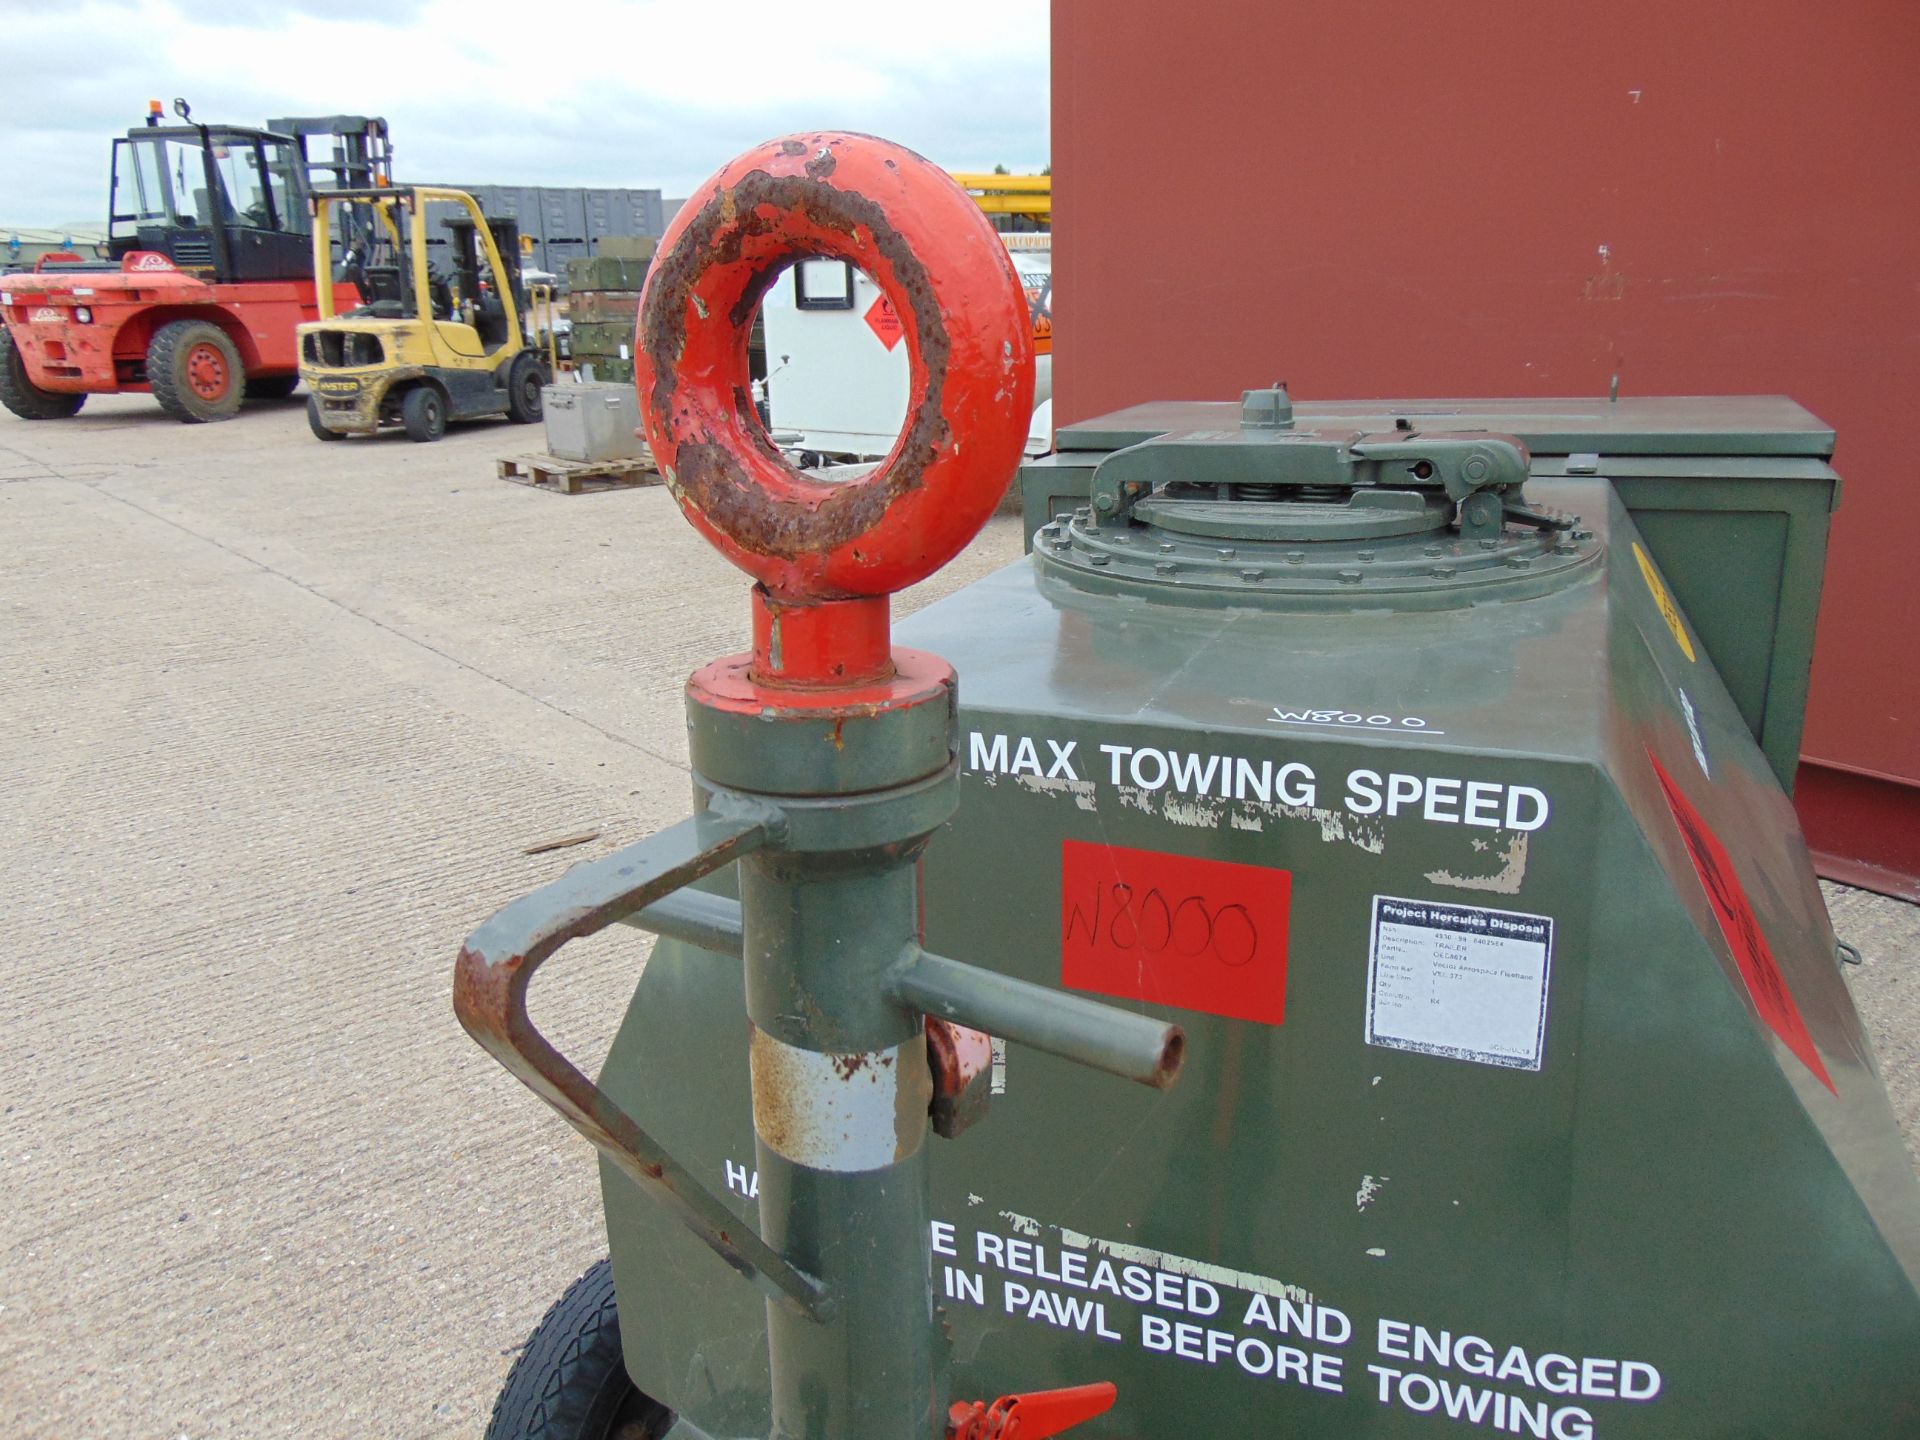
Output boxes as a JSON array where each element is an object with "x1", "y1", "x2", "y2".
[
  {"x1": 321, "y1": 190, "x2": 450, "y2": 324},
  {"x1": 441, "y1": 215, "x2": 526, "y2": 354},
  {"x1": 107, "y1": 110, "x2": 312, "y2": 281},
  {"x1": 311, "y1": 189, "x2": 521, "y2": 355}
]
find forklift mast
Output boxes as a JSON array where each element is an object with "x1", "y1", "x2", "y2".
[
  {"x1": 267, "y1": 113, "x2": 394, "y2": 275},
  {"x1": 264, "y1": 114, "x2": 393, "y2": 193}
]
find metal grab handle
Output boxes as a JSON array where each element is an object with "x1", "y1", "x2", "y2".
[
  {"x1": 452, "y1": 805, "x2": 831, "y2": 1321},
  {"x1": 892, "y1": 950, "x2": 1183, "y2": 1090},
  {"x1": 627, "y1": 895, "x2": 1186, "y2": 1090},
  {"x1": 460, "y1": 809, "x2": 1182, "y2": 1328}
]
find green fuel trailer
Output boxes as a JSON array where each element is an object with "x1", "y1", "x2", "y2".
[
  {"x1": 460, "y1": 132, "x2": 1919, "y2": 1440},
  {"x1": 591, "y1": 390, "x2": 1920, "y2": 1438}
]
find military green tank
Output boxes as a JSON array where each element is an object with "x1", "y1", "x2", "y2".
[
  {"x1": 596, "y1": 388, "x2": 1919, "y2": 1439},
  {"x1": 460, "y1": 130, "x2": 1919, "y2": 1440}
]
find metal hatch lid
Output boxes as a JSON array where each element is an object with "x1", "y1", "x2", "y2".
[{"x1": 1059, "y1": 395, "x2": 1835, "y2": 458}]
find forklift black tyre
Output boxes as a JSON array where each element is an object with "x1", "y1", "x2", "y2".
[
  {"x1": 148, "y1": 319, "x2": 244, "y2": 423},
  {"x1": 401, "y1": 384, "x2": 447, "y2": 443},
  {"x1": 245, "y1": 373, "x2": 300, "y2": 401},
  {"x1": 507, "y1": 353, "x2": 545, "y2": 424},
  {"x1": 306, "y1": 397, "x2": 344, "y2": 442},
  {"x1": 0, "y1": 328, "x2": 85, "y2": 420},
  {"x1": 485, "y1": 1259, "x2": 674, "y2": 1440}
]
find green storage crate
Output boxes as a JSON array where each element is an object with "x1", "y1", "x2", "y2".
[
  {"x1": 568, "y1": 320, "x2": 639, "y2": 358},
  {"x1": 575, "y1": 356, "x2": 634, "y2": 383},
  {"x1": 595, "y1": 235, "x2": 658, "y2": 262},
  {"x1": 567, "y1": 255, "x2": 652, "y2": 291},
  {"x1": 569, "y1": 290, "x2": 643, "y2": 324}
]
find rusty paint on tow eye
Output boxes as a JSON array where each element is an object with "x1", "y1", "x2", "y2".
[
  {"x1": 640, "y1": 167, "x2": 954, "y2": 564},
  {"x1": 634, "y1": 131, "x2": 1034, "y2": 607}
]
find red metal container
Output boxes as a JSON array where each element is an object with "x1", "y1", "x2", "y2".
[{"x1": 1051, "y1": 0, "x2": 1920, "y2": 893}]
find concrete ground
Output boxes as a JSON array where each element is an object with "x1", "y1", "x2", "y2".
[{"x1": 0, "y1": 395, "x2": 1915, "y2": 1438}]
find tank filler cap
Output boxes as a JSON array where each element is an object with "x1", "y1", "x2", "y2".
[{"x1": 1041, "y1": 422, "x2": 1601, "y2": 610}]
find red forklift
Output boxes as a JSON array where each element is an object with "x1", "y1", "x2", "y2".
[{"x1": 0, "y1": 100, "x2": 389, "y2": 423}]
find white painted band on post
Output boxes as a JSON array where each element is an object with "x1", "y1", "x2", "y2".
[{"x1": 749, "y1": 1027, "x2": 931, "y2": 1173}]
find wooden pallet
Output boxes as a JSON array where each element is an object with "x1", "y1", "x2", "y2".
[{"x1": 497, "y1": 452, "x2": 660, "y2": 496}]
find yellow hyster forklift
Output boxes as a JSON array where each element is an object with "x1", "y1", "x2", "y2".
[{"x1": 298, "y1": 185, "x2": 548, "y2": 442}]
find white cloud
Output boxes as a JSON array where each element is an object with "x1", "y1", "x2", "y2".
[{"x1": 0, "y1": 0, "x2": 1049, "y2": 223}]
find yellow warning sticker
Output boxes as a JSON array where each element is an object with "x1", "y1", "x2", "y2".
[{"x1": 1633, "y1": 542, "x2": 1696, "y2": 662}]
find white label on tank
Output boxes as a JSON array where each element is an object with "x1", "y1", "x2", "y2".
[{"x1": 1365, "y1": 896, "x2": 1553, "y2": 1070}]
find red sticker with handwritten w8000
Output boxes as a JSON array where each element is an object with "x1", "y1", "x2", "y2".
[{"x1": 1061, "y1": 840, "x2": 1291, "y2": 1025}]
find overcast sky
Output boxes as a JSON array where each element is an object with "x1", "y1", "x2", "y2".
[{"x1": 0, "y1": 0, "x2": 1050, "y2": 225}]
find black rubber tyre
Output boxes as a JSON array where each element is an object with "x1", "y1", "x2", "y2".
[
  {"x1": 0, "y1": 327, "x2": 85, "y2": 419},
  {"x1": 485, "y1": 1259, "x2": 673, "y2": 1440},
  {"x1": 306, "y1": 396, "x2": 344, "y2": 442},
  {"x1": 148, "y1": 318, "x2": 244, "y2": 423},
  {"x1": 506, "y1": 352, "x2": 545, "y2": 423},
  {"x1": 245, "y1": 373, "x2": 300, "y2": 401},
  {"x1": 401, "y1": 383, "x2": 447, "y2": 442}
]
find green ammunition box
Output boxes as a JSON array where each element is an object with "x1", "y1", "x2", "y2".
[
  {"x1": 568, "y1": 290, "x2": 643, "y2": 324},
  {"x1": 567, "y1": 320, "x2": 639, "y2": 358},
  {"x1": 567, "y1": 255, "x2": 652, "y2": 291}
]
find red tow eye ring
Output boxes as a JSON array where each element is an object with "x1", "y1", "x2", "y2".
[{"x1": 635, "y1": 132, "x2": 1036, "y2": 685}]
